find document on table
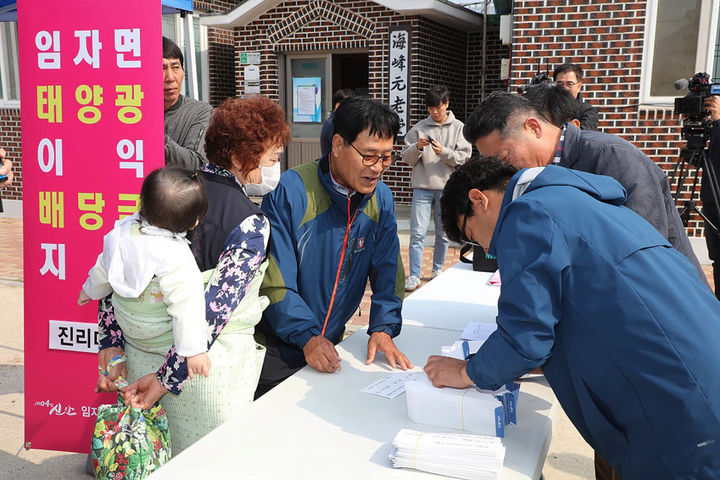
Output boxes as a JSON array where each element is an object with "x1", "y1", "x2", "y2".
[
  {"x1": 361, "y1": 372, "x2": 425, "y2": 399},
  {"x1": 461, "y1": 322, "x2": 497, "y2": 342},
  {"x1": 389, "y1": 428, "x2": 505, "y2": 480}
]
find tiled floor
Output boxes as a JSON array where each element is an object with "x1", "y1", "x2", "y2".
[{"x1": 0, "y1": 218, "x2": 23, "y2": 282}]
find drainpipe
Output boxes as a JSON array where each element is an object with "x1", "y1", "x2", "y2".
[{"x1": 480, "y1": 0, "x2": 489, "y2": 100}]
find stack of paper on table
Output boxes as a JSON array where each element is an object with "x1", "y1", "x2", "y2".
[
  {"x1": 389, "y1": 428, "x2": 505, "y2": 480},
  {"x1": 405, "y1": 375, "x2": 507, "y2": 437}
]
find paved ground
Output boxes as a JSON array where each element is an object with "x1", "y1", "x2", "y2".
[{"x1": 0, "y1": 215, "x2": 714, "y2": 479}]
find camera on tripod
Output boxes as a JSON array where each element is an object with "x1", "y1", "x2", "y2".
[
  {"x1": 671, "y1": 72, "x2": 720, "y2": 231},
  {"x1": 674, "y1": 72, "x2": 720, "y2": 152},
  {"x1": 516, "y1": 59, "x2": 553, "y2": 94}
]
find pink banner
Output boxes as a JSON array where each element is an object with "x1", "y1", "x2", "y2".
[{"x1": 19, "y1": 0, "x2": 163, "y2": 452}]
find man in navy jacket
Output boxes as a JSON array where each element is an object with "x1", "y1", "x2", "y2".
[
  {"x1": 427, "y1": 158, "x2": 720, "y2": 479},
  {"x1": 256, "y1": 97, "x2": 411, "y2": 397}
]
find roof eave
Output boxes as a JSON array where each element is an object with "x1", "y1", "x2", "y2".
[{"x1": 200, "y1": 0, "x2": 482, "y2": 32}]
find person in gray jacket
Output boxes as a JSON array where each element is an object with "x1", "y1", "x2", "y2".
[
  {"x1": 163, "y1": 37, "x2": 212, "y2": 169},
  {"x1": 401, "y1": 85, "x2": 472, "y2": 291},
  {"x1": 465, "y1": 91, "x2": 708, "y2": 289}
]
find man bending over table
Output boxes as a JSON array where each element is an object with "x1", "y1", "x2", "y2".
[{"x1": 425, "y1": 157, "x2": 720, "y2": 479}]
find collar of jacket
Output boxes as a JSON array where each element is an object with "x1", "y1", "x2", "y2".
[
  {"x1": 165, "y1": 94, "x2": 185, "y2": 113},
  {"x1": 488, "y1": 167, "x2": 544, "y2": 258},
  {"x1": 202, "y1": 162, "x2": 248, "y2": 194},
  {"x1": 556, "y1": 122, "x2": 583, "y2": 169},
  {"x1": 318, "y1": 155, "x2": 373, "y2": 215}
]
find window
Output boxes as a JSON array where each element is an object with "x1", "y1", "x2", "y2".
[
  {"x1": 641, "y1": 0, "x2": 718, "y2": 104},
  {"x1": 0, "y1": 21, "x2": 20, "y2": 107},
  {"x1": 162, "y1": 13, "x2": 209, "y2": 103}
]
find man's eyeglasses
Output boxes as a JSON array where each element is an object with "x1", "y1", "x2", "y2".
[
  {"x1": 460, "y1": 200, "x2": 481, "y2": 247},
  {"x1": 346, "y1": 140, "x2": 398, "y2": 167},
  {"x1": 556, "y1": 80, "x2": 578, "y2": 87}
]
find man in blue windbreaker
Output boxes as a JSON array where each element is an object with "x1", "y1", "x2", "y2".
[
  {"x1": 426, "y1": 157, "x2": 720, "y2": 479},
  {"x1": 255, "y1": 97, "x2": 411, "y2": 398}
]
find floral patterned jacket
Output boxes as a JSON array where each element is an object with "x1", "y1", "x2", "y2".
[{"x1": 98, "y1": 163, "x2": 269, "y2": 394}]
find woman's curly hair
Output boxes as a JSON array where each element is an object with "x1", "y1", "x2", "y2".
[{"x1": 204, "y1": 95, "x2": 290, "y2": 176}]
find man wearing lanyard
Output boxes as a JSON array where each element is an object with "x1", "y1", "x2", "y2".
[
  {"x1": 464, "y1": 91, "x2": 707, "y2": 285},
  {"x1": 256, "y1": 96, "x2": 411, "y2": 398}
]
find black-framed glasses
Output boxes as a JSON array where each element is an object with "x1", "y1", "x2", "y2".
[
  {"x1": 460, "y1": 200, "x2": 481, "y2": 247},
  {"x1": 346, "y1": 140, "x2": 398, "y2": 167}
]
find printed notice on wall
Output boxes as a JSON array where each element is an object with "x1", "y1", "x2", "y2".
[{"x1": 292, "y1": 76, "x2": 321, "y2": 123}]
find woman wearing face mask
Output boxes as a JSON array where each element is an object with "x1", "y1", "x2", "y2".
[
  {"x1": 94, "y1": 95, "x2": 290, "y2": 455},
  {"x1": 245, "y1": 147, "x2": 283, "y2": 197}
]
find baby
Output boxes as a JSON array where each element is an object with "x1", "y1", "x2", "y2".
[{"x1": 79, "y1": 166, "x2": 211, "y2": 378}]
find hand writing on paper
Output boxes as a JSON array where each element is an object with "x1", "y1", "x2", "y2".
[
  {"x1": 366, "y1": 331, "x2": 413, "y2": 370},
  {"x1": 424, "y1": 355, "x2": 474, "y2": 389},
  {"x1": 95, "y1": 347, "x2": 126, "y2": 393},
  {"x1": 303, "y1": 335, "x2": 342, "y2": 373},
  {"x1": 122, "y1": 373, "x2": 169, "y2": 409}
]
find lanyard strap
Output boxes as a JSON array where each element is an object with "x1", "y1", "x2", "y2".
[{"x1": 321, "y1": 196, "x2": 359, "y2": 337}]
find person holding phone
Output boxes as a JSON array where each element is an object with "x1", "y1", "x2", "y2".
[{"x1": 401, "y1": 85, "x2": 471, "y2": 291}]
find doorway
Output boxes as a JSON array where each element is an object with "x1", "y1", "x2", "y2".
[{"x1": 284, "y1": 52, "x2": 369, "y2": 168}]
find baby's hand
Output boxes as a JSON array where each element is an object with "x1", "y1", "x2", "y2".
[
  {"x1": 187, "y1": 352, "x2": 211, "y2": 378},
  {"x1": 77, "y1": 290, "x2": 92, "y2": 305}
]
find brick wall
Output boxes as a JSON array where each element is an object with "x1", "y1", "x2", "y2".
[
  {"x1": 0, "y1": 109, "x2": 21, "y2": 202},
  {"x1": 196, "y1": 0, "x2": 242, "y2": 106},
  {"x1": 232, "y1": 0, "x2": 491, "y2": 204},
  {"x1": 510, "y1": 0, "x2": 703, "y2": 236},
  {"x1": 467, "y1": 23, "x2": 511, "y2": 115},
  {"x1": 386, "y1": 17, "x2": 470, "y2": 202}
]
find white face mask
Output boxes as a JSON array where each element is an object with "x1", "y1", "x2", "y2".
[{"x1": 245, "y1": 162, "x2": 281, "y2": 196}]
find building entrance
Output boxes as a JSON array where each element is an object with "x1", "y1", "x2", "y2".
[{"x1": 285, "y1": 52, "x2": 368, "y2": 168}]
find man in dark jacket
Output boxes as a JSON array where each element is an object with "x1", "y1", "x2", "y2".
[
  {"x1": 427, "y1": 157, "x2": 720, "y2": 479},
  {"x1": 465, "y1": 91, "x2": 707, "y2": 286},
  {"x1": 553, "y1": 63, "x2": 598, "y2": 131}
]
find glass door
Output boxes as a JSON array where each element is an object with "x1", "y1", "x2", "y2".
[{"x1": 285, "y1": 55, "x2": 331, "y2": 168}]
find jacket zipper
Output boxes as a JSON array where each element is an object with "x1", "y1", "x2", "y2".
[{"x1": 320, "y1": 196, "x2": 359, "y2": 337}]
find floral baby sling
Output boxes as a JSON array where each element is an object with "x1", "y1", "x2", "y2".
[{"x1": 91, "y1": 394, "x2": 172, "y2": 479}]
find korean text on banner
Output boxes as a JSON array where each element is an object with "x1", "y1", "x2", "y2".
[{"x1": 18, "y1": 0, "x2": 164, "y2": 453}]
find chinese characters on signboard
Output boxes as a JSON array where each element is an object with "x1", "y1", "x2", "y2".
[
  {"x1": 388, "y1": 26, "x2": 410, "y2": 137},
  {"x1": 18, "y1": 0, "x2": 163, "y2": 453}
]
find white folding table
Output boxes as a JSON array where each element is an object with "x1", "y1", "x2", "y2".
[{"x1": 148, "y1": 263, "x2": 557, "y2": 479}]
